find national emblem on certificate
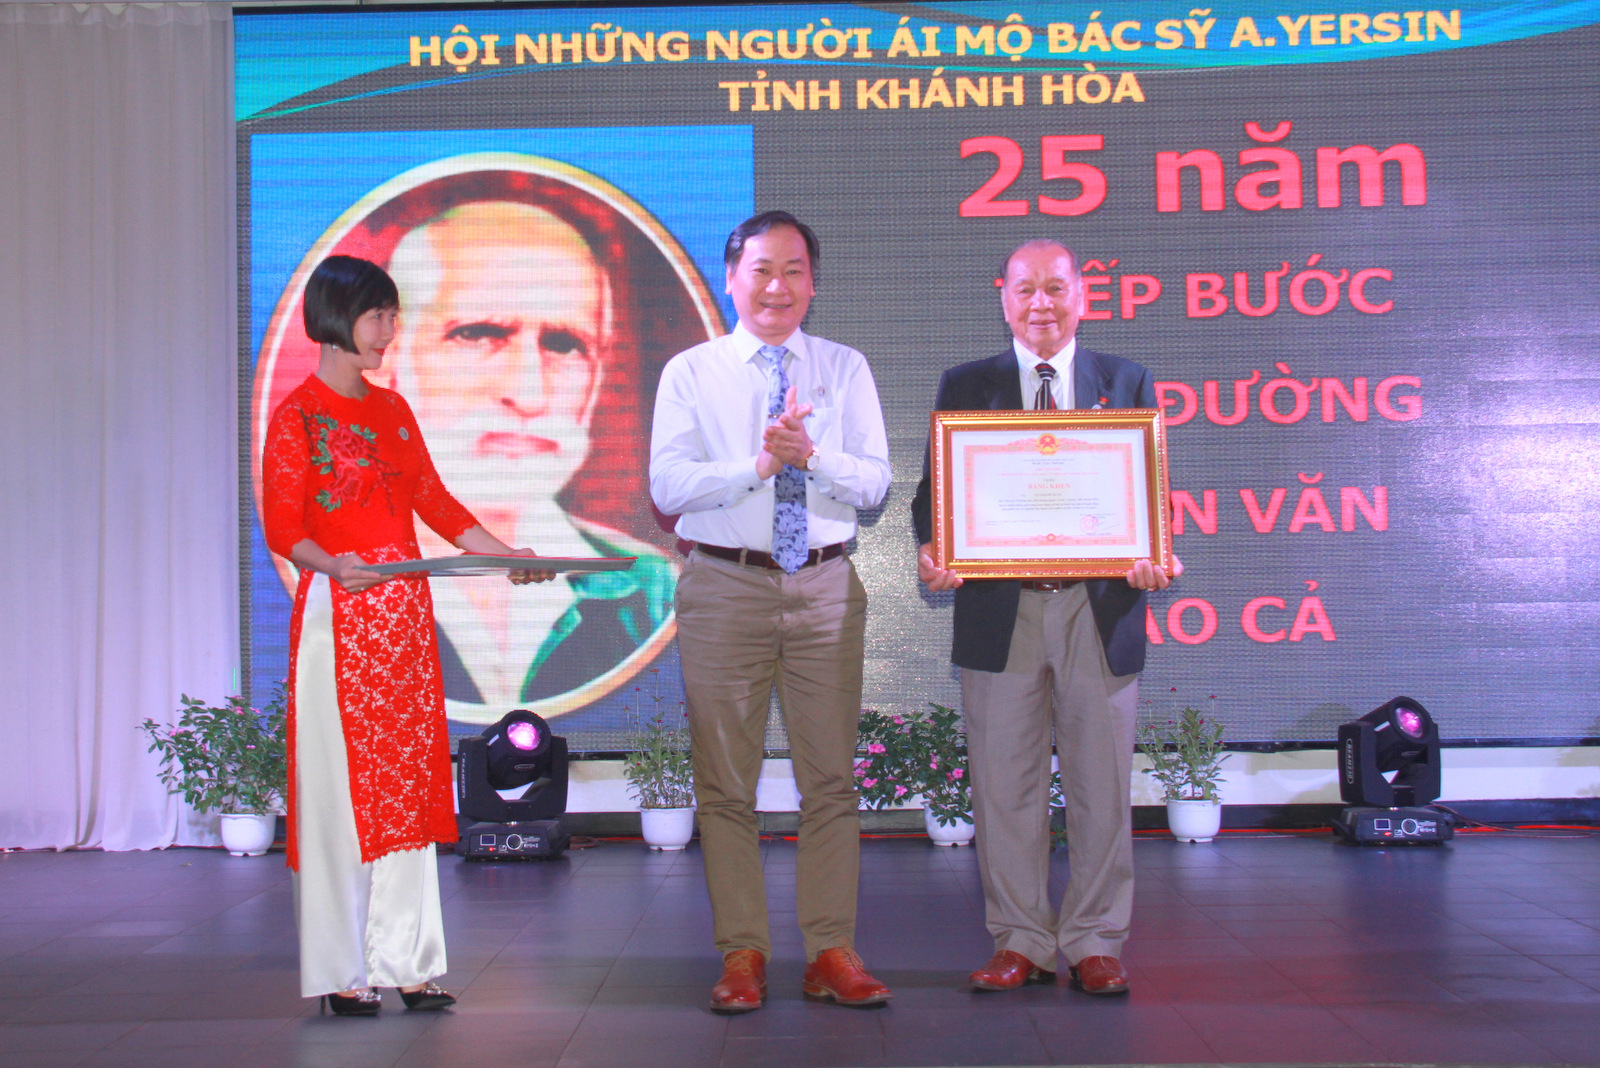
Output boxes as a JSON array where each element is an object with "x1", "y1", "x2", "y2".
[{"x1": 930, "y1": 409, "x2": 1174, "y2": 579}]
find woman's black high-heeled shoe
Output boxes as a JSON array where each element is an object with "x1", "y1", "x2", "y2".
[
  {"x1": 398, "y1": 982, "x2": 456, "y2": 1011},
  {"x1": 321, "y1": 989, "x2": 382, "y2": 1016}
]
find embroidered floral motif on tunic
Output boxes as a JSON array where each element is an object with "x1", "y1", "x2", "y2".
[{"x1": 263, "y1": 375, "x2": 478, "y2": 869}]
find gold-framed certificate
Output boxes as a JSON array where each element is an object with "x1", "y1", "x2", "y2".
[{"x1": 931, "y1": 409, "x2": 1173, "y2": 580}]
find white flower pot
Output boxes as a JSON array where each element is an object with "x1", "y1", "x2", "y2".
[
  {"x1": 1165, "y1": 799, "x2": 1222, "y2": 843},
  {"x1": 924, "y1": 808, "x2": 976, "y2": 847},
  {"x1": 640, "y1": 807, "x2": 696, "y2": 851},
  {"x1": 219, "y1": 813, "x2": 276, "y2": 857}
]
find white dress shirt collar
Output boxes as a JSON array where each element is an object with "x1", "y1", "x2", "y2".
[
  {"x1": 732, "y1": 321, "x2": 809, "y2": 364},
  {"x1": 1013, "y1": 336, "x2": 1076, "y2": 409}
]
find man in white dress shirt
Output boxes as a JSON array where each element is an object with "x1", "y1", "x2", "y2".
[{"x1": 649, "y1": 211, "x2": 892, "y2": 1014}]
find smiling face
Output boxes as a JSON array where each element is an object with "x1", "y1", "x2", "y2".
[
  {"x1": 388, "y1": 201, "x2": 609, "y2": 505},
  {"x1": 348, "y1": 305, "x2": 398, "y2": 368},
  {"x1": 1000, "y1": 242, "x2": 1083, "y2": 360},
  {"x1": 725, "y1": 224, "x2": 814, "y2": 346}
]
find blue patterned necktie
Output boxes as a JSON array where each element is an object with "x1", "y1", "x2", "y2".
[{"x1": 760, "y1": 344, "x2": 808, "y2": 574}]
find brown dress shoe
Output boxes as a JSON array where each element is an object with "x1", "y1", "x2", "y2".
[
  {"x1": 969, "y1": 949, "x2": 1055, "y2": 991},
  {"x1": 1068, "y1": 955, "x2": 1129, "y2": 996},
  {"x1": 709, "y1": 949, "x2": 766, "y2": 1014},
  {"x1": 801, "y1": 947, "x2": 892, "y2": 1007}
]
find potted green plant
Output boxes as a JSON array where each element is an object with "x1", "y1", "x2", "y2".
[
  {"x1": 1137, "y1": 701, "x2": 1230, "y2": 843},
  {"x1": 622, "y1": 671, "x2": 696, "y2": 850},
  {"x1": 139, "y1": 685, "x2": 288, "y2": 856},
  {"x1": 856, "y1": 703, "x2": 974, "y2": 845}
]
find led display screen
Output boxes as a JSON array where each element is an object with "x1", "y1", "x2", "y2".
[{"x1": 238, "y1": 2, "x2": 1600, "y2": 746}]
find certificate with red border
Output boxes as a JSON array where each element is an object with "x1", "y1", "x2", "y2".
[{"x1": 931, "y1": 410, "x2": 1173, "y2": 579}]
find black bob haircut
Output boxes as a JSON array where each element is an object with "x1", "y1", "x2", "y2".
[
  {"x1": 723, "y1": 210, "x2": 820, "y2": 278},
  {"x1": 303, "y1": 255, "x2": 399, "y2": 353}
]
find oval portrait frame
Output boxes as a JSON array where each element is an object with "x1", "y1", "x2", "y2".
[{"x1": 252, "y1": 151, "x2": 725, "y2": 724}]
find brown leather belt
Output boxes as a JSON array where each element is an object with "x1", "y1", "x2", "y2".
[
  {"x1": 1020, "y1": 579, "x2": 1079, "y2": 592},
  {"x1": 695, "y1": 542, "x2": 847, "y2": 571}
]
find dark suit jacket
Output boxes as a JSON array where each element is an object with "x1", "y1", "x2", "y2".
[{"x1": 911, "y1": 346, "x2": 1157, "y2": 677}]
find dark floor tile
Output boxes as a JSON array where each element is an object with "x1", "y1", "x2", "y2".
[
  {"x1": 390, "y1": 1009, "x2": 584, "y2": 1067},
  {"x1": 1287, "y1": 967, "x2": 1466, "y2": 1006},
  {"x1": 9, "y1": 992, "x2": 182, "y2": 1025},
  {"x1": 466, "y1": 963, "x2": 610, "y2": 990},
  {"x1": 557, "y1": 1031, "x2": 725, "y2": 1068},
  {"x1": 1337, "y1": 1024, "x2": 1554, "y2": 1064},
  {"x1": 396, "y1": 1047, "x2": 560, "y2": 1068},
  {"x1": 1433, "y1": 969, "x2": 1600, "y2": 1015},
  {"x1": 1229, "y1": 934, "x2": 1372, "y2": 962},
  {"x1": 0, "y1": 1020, "x2": 141, "y2": 1051},
  {"x1": 1120, "y1": 935, "x2": 1256, "y2": 963},
  {"x1": 1522, "y1": 1025, "x2": 1600, "y2": 1064},
  {"x1": 104, "y1": 1017, "x2": 289, "y2": 1048},
  {"x1": 1192, "y1": 902, "x2": 1325, "y2": 922},
  {"x1": 721, "y1": 1034, "x2": 887, "y2": 1068},
  {"x1": 445, "y1": 981, "x2": 597, "y2": 1014},
  {"x1": 882, "y1": 1025, "x2": 1053, "y2": 1066},
  {"x1": 1212, "y1": 917, "x2": 1353, "y2": 941},
  {"x1": 1409, "y1": 952, "x2": 1571, "y2": 982},
  {"x1": 0, "y1": 1052, "x2": 84, "y2": 1068},
  {"x1": 1178, "y1": 1003, "x2": 1383, "y2": 1062},
  {"x1": 62, "y1": 964, "x2": 237, "y2": 997},
  {"x1": 1032, "y1": 1002, "x2": 1218, "y2": 1064},
  {"x1": 723, "y1": 997, "x2": 886, "y2": 1039},
  {"x1": 1139, "y1": 962, "x2": 1313, "y2": 1007},
  {"x1": 274, "y1": 1008, "x2": 444, "y2": 1045},
  {"x1": 74, "y1": 1046, "x2": 252, "y2": 1068},
  {"x1": 233, "y1": 1039, "x2": 412, "y2": 1068},
  {"x1": 1330, "y1": 998, "x2": 1559, "y2": 1048}
]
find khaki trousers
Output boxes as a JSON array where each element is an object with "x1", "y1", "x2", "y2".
[
  {"x1": 961, "y1": 583, "x2": 1138, "y2": 968},
  {"x1": 676, "y1": 549, "x2": 866, "y2": 961}
]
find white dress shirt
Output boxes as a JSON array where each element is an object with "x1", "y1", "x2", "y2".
[
  {"x1": 650, "y1": 322, "x2": 892, "y2": 551},
  {"x1": 1014, "y1": 336, "x2": 1076, "y2": 410}
]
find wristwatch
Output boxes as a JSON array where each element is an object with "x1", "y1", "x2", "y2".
[{"x1": 803, "y1": 448, "x2": 821, "y2": 472}]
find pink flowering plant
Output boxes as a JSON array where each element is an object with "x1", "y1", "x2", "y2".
[
  {"x1": 139, "y1": 684, "x2": 288, "y2": 815},
  {"x1": 1137, "y1": 698, "x2": 1229, "y2": 802},
  {"x1": 855, "y1": 703, "x2": 972, "y2": 827}
]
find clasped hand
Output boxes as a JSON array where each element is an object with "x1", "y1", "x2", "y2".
[{"x1": 757, "y1": 385, "x2": 814, "y2": 480}]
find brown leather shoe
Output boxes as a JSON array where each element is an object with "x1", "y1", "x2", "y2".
[
  {"x1": 1068, "y1": 955, "x2": 1129, "y2": 996},
  {"x1": 801, "y1": 947, "x2": 892, "y2": 1006},
  {"x1": 969, "y1": 949, "x2": 1055, "y2": 991},
  {"x1": 709, "y1": 949, "x2": 766, "y2": 1014}
]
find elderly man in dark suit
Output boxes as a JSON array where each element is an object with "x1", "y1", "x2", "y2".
[{"x1": 911, "y1": 239, "x2": 1180, "y2": 997}]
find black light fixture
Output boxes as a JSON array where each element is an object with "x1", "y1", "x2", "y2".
[
  {"x1": 457, "y1": 710, "x2": 570, "y2": 859},
  {"x1": 1332, "y1": 697, "x2": 1452, "y2": 845}
]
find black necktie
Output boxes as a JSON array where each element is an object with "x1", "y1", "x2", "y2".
[{"x1": 1035, "y1": 363, "x2": 1058, "y2": 410}]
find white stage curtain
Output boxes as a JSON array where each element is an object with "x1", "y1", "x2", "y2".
[{"x1": 0, "y1": 3, "x2": 238, "y2": 850}]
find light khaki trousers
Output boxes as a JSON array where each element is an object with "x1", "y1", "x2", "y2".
[
  {"x1": 961, "y1": 584, "x2": 1138, "y2": 969},
  {"x1": 676, "y1": 550, "x2": 866, "y2": 961}
]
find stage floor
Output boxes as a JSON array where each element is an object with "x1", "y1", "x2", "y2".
[{"x1": 2, "y1": 829, "x2": 1599, "y2": 1067}]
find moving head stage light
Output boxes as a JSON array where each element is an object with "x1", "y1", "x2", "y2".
[
  {"x1": 1332, "y1": 696, "x2": 1452, "y2": 845},
  {"x1": 457, "y1": 710, "x2": 570, "y2": 860}
]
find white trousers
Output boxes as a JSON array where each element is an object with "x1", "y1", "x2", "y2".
[{"x1": 293, "y1": 574, "x2": 447, "y2": 998}]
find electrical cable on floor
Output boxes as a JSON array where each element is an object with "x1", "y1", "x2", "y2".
[{"x1": 1429, "y1": 802, "x2": 1600, "y2": 838}]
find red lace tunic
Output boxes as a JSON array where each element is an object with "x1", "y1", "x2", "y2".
[{"x1": 262, "y1": 375, "x2": 479, "y2": 869}]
